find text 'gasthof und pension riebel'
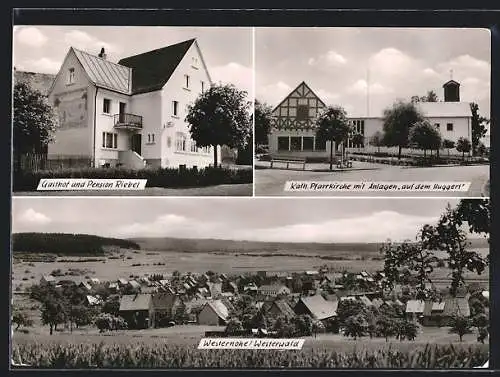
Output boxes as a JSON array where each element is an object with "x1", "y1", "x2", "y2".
[
  {"x1": 284, "y1": 181, "x2": 471, "y2": 192},
  {"x1": 37, "y1": 179, "x2": 147, "y2": 191},
  {"x1": 197, "y1": 338, "x2": 305, "y2": 350}
]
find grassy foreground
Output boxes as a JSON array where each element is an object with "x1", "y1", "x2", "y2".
[{"x1": 12, "y1": 342, "x2": 488, "y2": 369}]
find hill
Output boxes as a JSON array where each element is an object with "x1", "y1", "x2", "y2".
[
  {"x1": 12, "y1": 233, "x2": 140, "y2": 256},
  {"x1": 130, "y1": 237, "x2": 386, "y2": 255}
]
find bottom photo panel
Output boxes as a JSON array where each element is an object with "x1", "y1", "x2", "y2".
[{"x1": 10, "y1": 197, "x2": 490, "y2": 369}]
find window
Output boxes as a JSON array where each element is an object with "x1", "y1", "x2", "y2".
[
  {"x1": 278, "y1": 137, "x2": 290, "y2": 151},
  {"x1": 191, "y1": 57, "x2": 198, "y2": 68},
  {"x1": 297, "y1": 105, "x2": 308, "y2": 121},
  {"x1": 447, "y1": 123, "x2": 454, "y2": 131},
  {"x1": 201, "y1": 81, "x2": 205, "y2": 93},
  {"x1": 290, "y1": 137, "x2": 301, "y2": 151},
  {"x1": 172, "y1": 101, "x2": 179, "y2": 116},
  {"x1": 303, "y1": 137, "x2": 314, "y2": 151},
  {"x1": 67, "y1": 68, "x2": 75, "y2": 85},
  {"x1": 190, "y1": 140, "x2": 197, "y2": 152},
  {"x1": 175, "y1": 132, "x2": 187, "y2": 151},
  {"x1": 315, "y1": 138, "x2": 326, "y2": 151},
  {"x1": 147, "y1": 133, "x2": 155, "y2": 144},
  {"x1": 103, "y1": 98, "x2": 111, "y2": 114},
  {"x1": 102, "y1": 132, "x2": 117, "y2": 149},
  {"x1": 184, "y1": 75, "x2": 190, "y2": 89}
]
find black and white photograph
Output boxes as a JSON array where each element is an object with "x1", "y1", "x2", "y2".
[
  {"x1": 254, "y1": 28, "x2": 491, "y2": 197},
  {"x1": 10, "y1": 197, "x2": 489, "y2": 369},
  {"x1": 12, "y1": 26, "x2": 253, "y2": 196}
]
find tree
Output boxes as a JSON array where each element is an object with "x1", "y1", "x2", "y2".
[
  {"x1": 69, "y1": 305, "x2": 95, "y2": 330},
  {"x1": 254, "y1": 99, "x2": 273, "y2": 147},
  {"x1": 370, "y1": 131, "x2": 384, "y2": 153},
  {"x1": 420, "y1": 203, "x2": 488, "y2": 296},
  {"x1": 382, "y1": 101, "x2": 425, "y2": 159},
  {"x1": 225, "y1": 318, "x2": 244, "y2": 334},
  {"x1": 376, "y1": 316, "x2": 397, "y2": 342},
  {"x1": 102, "y1": 296, "x2": 121, "y2": 316},
  {"x1": 186, "y1": 83, "x2": 252, "y2": 168},
  {"x1": 409, "y1": 120, "x2": 442, "y2": 158},
  {"x1": 449, "y1": 315, "x2": 472, "y2": 342},
  {"x1": 315, "y1": 106, "x2": 351, "y2": 170},
  {"x1": 12, "y1": 310, "x2": 33, "y2": 330},
  {"x1": 351, "y1": 133, "x2": 364, "y2": 149},
  {"x1": 442, "y1": 139, "x2": 455, "y2": 157},
  {"x1": 13, "y1": 81, "x2": 59, "y2": 171},
  {"x1": 454, "y1": 199, "x2": 490, "y2": 240},
  {"x1": 470, "y1": 102, "x2": 489, "y2": 156},
  {"x1": 411, "y1": 90, "x2": 439, "y2": 103},
  {"x1": 291, "y1": 314, "x2": 314, "y2": 336},
  {"x1": 343, "y1": 314, "x2": 367, "y2": 340},
  {"x1": 41, "y1": 298, "x2": 68, "y2": 335},
  {"x1": 397, "y1": 319, "x2": 419, "y2": 341},
  {"x1": 273, "y1": 315, "x2": 296, "y2": 337},
  {"x1": 456, "y1": 137, "x2": 471, "y2": 161},
  {"x1": 336, "y1": 299, "x2": 368, "y2": 326}
]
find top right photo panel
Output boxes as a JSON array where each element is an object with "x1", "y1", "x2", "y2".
[{"x1": 254, "y1": 28, "x2": 491, "y2": 197}]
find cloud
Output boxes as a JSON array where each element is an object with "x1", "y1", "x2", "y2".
[
  {"x1": 347, "y1": 79, "x2": 393, "y2": 95},
  {"x1": 369, "y1": 48, "x2": 416, "y2": 75},
  {"x1": 257, "y1": 81, "x2": 292, "y2": 106},
  {"x1": 309, "y1": 50, "x2": 347, "y2": 67},
  {"x1": 15, "y1": 27, "x2": 48, "y2": 47},
  {"x1": 64, "y1": 29, "x2": 122, "y2": 56},
  {"x1": 234, "y1": 211, "x2": 437, "y2": 243},
  {"x1": 16, "y1": 57, "x2": 61, "y2": 74},
  {"x1": 18, "y1": 209, "x2": 51, "y2": 225},
  {"x1": 115, "y1": 210, "x2": 436, "y2": 244},
  {"x1": 315, "y1": 88, "x2": 340, "y2": 104},
  {"x1": 210, "y1": 62, "x2": 253, "y2": 96}
]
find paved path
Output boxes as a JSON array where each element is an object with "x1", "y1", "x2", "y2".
[
  {"x1": 14, "y1": 183, "x2": 253, "y2": 197},
  {"x1": 255, "y1": 161, "x2": 489, "y2": 197}
]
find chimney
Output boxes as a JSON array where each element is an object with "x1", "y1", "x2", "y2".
[{"x1": 98, "y1": 47, "x2": 107, "y2": 60}]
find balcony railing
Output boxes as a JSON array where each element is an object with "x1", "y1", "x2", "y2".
[{"x1": 114, "y1": 113, "x2": 143, "y2": 129}]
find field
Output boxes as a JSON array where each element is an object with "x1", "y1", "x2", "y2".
[
  {"x1": 11, "y1": 328, "x2": 489, "y2": 368},
  {"x1": 12, "y1": 245, "x2": 490, "y2": 293}
]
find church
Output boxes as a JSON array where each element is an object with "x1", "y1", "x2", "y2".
[{"x1": 267, "y1": 79, "x2": 474, "y2": 159}]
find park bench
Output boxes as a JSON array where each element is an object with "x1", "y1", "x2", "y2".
[{"x1": 270, "y1": 156, "x2": 306, "y2": 170}]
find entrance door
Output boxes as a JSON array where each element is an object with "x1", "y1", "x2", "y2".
[
  {"x1": 119, "y1": 102, "x2": 126, "y2": 123},
  {"x1": 131, "y1": 133, "x2": 141, "y2": 155}
]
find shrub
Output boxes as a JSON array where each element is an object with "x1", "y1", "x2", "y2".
[{"x1": 13, "y1": 166, "x2": 252, "y2": 191}]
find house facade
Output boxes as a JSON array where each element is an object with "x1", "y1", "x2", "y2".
[
  {"x1": 268, "y1": 80, "x2": 477, "y2": 159},
  {"x1": 47, "y1": 39, "x2": 218, "y2": 169},
  {"x1": 197, "y1": 300, "x2": 229, "y2": 326}
]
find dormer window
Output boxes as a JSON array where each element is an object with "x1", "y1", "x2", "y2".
[{"x1": 67, "y1": 68, "x2": 75, "y2": 85}]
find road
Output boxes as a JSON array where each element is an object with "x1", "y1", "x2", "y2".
[{"x1": 255, "y1": 161, "x2": 489, "y2": 197}]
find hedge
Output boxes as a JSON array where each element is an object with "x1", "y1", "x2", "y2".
[{"x1": 13, "y1": 166, "x2": 253, "y2": 192}]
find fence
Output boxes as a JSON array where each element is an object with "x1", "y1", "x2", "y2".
[{"x1": 14, "y1": 154, "x2": 93, "y2": 172}]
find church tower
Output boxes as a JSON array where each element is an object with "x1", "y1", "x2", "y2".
[{"x1": 443, "y1": 79, "x2": 460, "y2": 102}]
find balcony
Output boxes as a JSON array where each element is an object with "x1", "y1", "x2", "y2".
[{"x1": 114, "y1": 113, "x2": 143, "y2": 130}]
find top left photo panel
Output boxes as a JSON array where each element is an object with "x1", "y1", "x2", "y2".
[{"x1": 12, "y1": 26, "x2": 254, "y2": 196}]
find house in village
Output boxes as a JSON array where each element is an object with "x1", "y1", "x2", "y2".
[
  {"x1": 262, "y1": 300, "x2": 296, "y2": 319},
  {"x1": 46, "y1": 39, "x2": 219, "y2": 169},
  {"x1": 294, "y1": 295, "x2": 338, "y2": 322},
  {"x1": 257, "y1": 284, "x2": 291, "y2": 298},
  {"x1": 267, "y1": 80, "x2": 479, "y2": 158},
  {"x1": 85, "y1": 295, "x2": 103, "y2": 307},
  {"x1": 40, "y1": 275, "x2": 56, "y2": 286},
  {"x1": 197, "y1": 299, "x2": 229, "y2": 326},
  {"x1": 119, "y1": 293, "x2": 154, "y2": 329},
  {"x1": 151, "y1": 291, "x2": 183, "y2": 326},
  {"x1": 405, "y1": 299, "x2": 426, "y2": 321},
  {"x1": 422, "y1": 295, "x2": 471, "y2": 326}
]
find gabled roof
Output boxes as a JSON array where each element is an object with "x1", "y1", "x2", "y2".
[
  {"x1": 271, "y1": 300, "x2": 296, "y2": 318},
  {"x1": 118, "y1": 39, "x2": 195, "y2": 95},
  {"x1": 119, "y1": 294, "x2": 152, "y2": 311},
  {"x1": 272, "y1": 81, "x2": 327, "y2": 113},
  {"x1": 406, "y1": 299, "x2": 425, "y2": 314},
  {"x1": 72, "y1": 48, "x2": 132, "y2": 95},
  {"x1": 443, "y1": 79, "x2": 461, "y2": 87},
  {"x1": 417, "y1": 102, "x2": 471, "y2": 118},
  {"x1": 443, "y1": 297, "x2": 470, "y2": 317},
  {"x1": 204, "y1": 300, "x2": 229, "y2": 321},
  {"x1": 297, "y1": 295, "x2": 337, "y2": 320}
]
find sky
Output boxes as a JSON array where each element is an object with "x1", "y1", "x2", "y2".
[
  {"x1": 255, "y1": 28, "x2": 491, "y2": 118},
  {"x1": 12, "y1": 198, "x2": 462, "y2": 244},
  {"x1": 13, "y1": 26, "x2": 253, "y2": 97}
]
